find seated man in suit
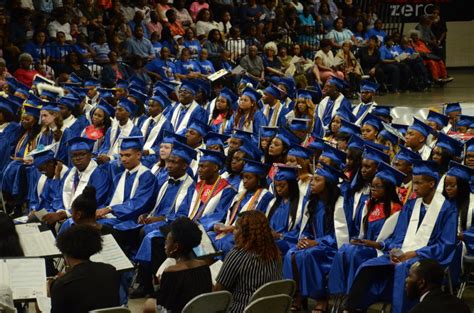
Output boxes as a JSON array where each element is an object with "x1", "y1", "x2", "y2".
[{"x1": 406, "y1": 259, "x2": 470, "y2": 313}]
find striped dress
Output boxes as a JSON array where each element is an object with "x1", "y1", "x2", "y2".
[{"x1": 216, "y1": 248, "x2": 282, "y2": 312}]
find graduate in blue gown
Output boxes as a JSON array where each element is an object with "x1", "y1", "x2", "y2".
[
  {"x1": 139, "y1": 94, "x2": 173, "y2": 168},
  {"x1": 52, "y1": 137, "x2": 111, "y2": 230},
  {"x1": 344, "y1": 160, "x2": 457, "y2": 313},
  {"x1": 210, "y1": 160, "x2": 274, "y2": 256},
  {"x1": 2, "y1": 106, "x2": 41, "y2": 215},
  {"x1": 0, "y1": 97, "x2": 21, "y2": 177},
  {"x1": 225, "y1": 87, "x2": 267, "y2": 138},
  {"x1": 316, "y1": 76, "x2": 352, "y2": 129},
  {"x1": 352, "y1": 80, "x2": 378, "y2": 125},
  {"x1": 266, "y1": 165, "x2": 305, "y2": 254},
  {"x1": 96, "y1": 98, "x2": 143, "y2": 171},
  {"x1": 209, "y1": 88, "x2": 237, "y2": 134},
  {"x1": 57, "y1": 93, "x2": 87, "y2": 138},
  {"x1": 283, "y1": 163, "x2": 348, "y2": 311},
  {"x1": 222, "y1": 139, "x2": 261, "y2": 191},
  {"x1": 26, "y1": 146, "x2": 69, "y2": 228},
  {"x1": 166, "y1": 81, "x2": 208, "y2": 134},
  {"x1": 464, "y1": 138, "x2": 474, "y2": 191},
  {"x1": 328, "y1": 162, "x2": 405, "y2": 297},
  {"x1": 96, "y1": 136, "x2": 158, "y2": 227},
  {"x1": 37, "y1": 102, "x2": 73, "y2": 165},
  {"x1": 128, "y1": 88, "x2": 149, "y2": 129},
  {"x1": 261, "y1": 85, "x2": 289, "y2": 127}
]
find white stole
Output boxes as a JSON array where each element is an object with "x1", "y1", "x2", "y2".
[
  {"x1": 317, "y1": 94, "x2": 344, "y2": 126},
  {"x1": 170, "y1": 101, "x2": 199, "y2": 133},
  {"x1": 354, "y1": 101, "x2": 377, "y2": 126},
  {"x1": 61, "y1": 160, "x2": 98, "y2": 211},
  {"x1": 141, "y1": 115, "x2": 167, "y2": 153},
  {"x1": 109, "y1": 165, "x2": 149, "y2": 206},
  {"x1": 36, "y1": 175, "x2": 48, "y2": 198},
  {"x1": 401, "y1": 193, "x2": 445, "y2": 252},
  {"x1": 467, "y1": 193, "x2": 474, "y2": 229},
  {"x1": 63, "y1": 115, "x2": 77, "y2": 129},
  {"x1": 149, "y1": 174, "x2": 194, "y2": 216},
  {"x1": 333, "y1": 196, "x2": 350, "y2": 248},
  {"x1": 107, "y1": 119, "x2": 135, "y2": 157}
]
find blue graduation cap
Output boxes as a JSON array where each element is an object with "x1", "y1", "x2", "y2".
[
  {"x1": 41, "y1": 102, "x2": 60, "y2": 112},
  {"x1": 375, "y1": 161, "x2": 406, "y2": 186},
  {"x1": 361, "y1": 113, "x2": 383, "y2": 130},
  {"x1": 394, "y1": 145, "x2": 421, "y2": 164},
  {"x1": 219, "y1": 87, "x2": 238, "y2": 106},
  {"x1": 180, "y1": 80, "x2": 198, "y2": 95},
  {"x1": 307, "y1": 136, "x2": 325, "y2": 151},
  {"x1": 154, "y1": 81, "x2": 176, "y2": 95},
  {"x1": 120, "y1": 136, "x2": 144, "y2": 151},
  {"x1": 188, "y1": 118, "x2": 211, "y2": 137},
  {"x1": 205, "y1": 132, "x2": 229, "y2": 148},
  {"x1": 163, "y1": 131, "x2": 187, "y2": 145},
  {"x1": 170, "y1": 141, "x2": 197, "y2": 164},
  {"x1": 129, "y1": 88, "x2": 148, "y2": 104},
  {"x1": 334, "y1": 106, "x2": 355, "y2": 123},
  {"x1": 321, "y1": 143, "x2": 347, "y2": 167},
  {"x1": 315, "y1": 162, "x2": 344, "y2": 183},
  {"x1": 149, "y1": 93, "x2": 171, "y2": 110},
  {"x1": 408, "y1": 117, "x2": 431, "y2": 138},
  {"x1": 68, "y1": 137, "x2": 95, "y2": 152},
  {"x1": 412, "y1": 160, "x2": 440, "y2": 182},
  {"x1": 373, "y1": 106, "x2": 392, "y2": 119},
  {"x1": 274, "y1": 165, "x2": 298, "y2": 181},
  {"x1": 0, "y1": 97, "x2": 16, "y2": 116},
  {"x1": 242, "y1": 159, "x2": 268, "y2": 176},
  {"x1": 289, "y1": 118, "x2": 310, "y2": 132},
  {"x1": 23, "y1": 105, "x2": 41, "y2": 119},
  {"x1": 58, "y1": 94, "x2": 79, "y2": 111},
  {"x1": 339, "y1": 119, "x2": 361, "y2": 136},
  {"x1": 444, "y1": 102, "x2": 461, "y2": 114},
  {"x1": 457, "y1": 115, "x2": 474, "y2": 128},
  {"x1": 129, "y1": 77, "x2": 148, "y2": 94},
  {"x1": 238, "y1": 138, "x2": 262, "y2": 160},
  {"x1": 435, "y1": 132, "x2": 463, "y2": 156},
  {"x1": 360, "y1": 80, "x2": 379, "y2": 93},
  {"x1": 378, "y1": 129, "x2": 398, "y2": 145},
  {"x1": 97, "y1": 88, "x2": 115, "y2": 99},
  {"x1": 199, "y1": 149, "x2": 226, "y2": 166},
  {"x1": 241, "y1": 87, "x2": 262, "y2": 102},
  {"x1": 297, "y1": 88, "x2": 320, "y2": 103},
  {"x1": 8, "y1": 95, "x2": 24, "y2": 108},
  {"x1": 427, "y1": 110, "x2": 449, "y2": 128},
  {"x1": 288, "y1": 144, "x2": 313, "y2": 159},
  {"x1": 69, "y1": 86, "x2": 88, "y2": 98},
  {"x1": 95, "y1": 99, "x2": 116, "y2": 118},
  {"x1": 365, "y1": 140, "x2": 390, "y2": 154},
  {"x1": 240, "y1": 75, "x2": 259, "y2": 88},
  {"x1": 446, "y1": 161, "x2": 471, "y2": 182},
  {"x1": 40, "y1": 90, "x2": 60, "y2": 100},
  {"x1": 392, "y1": 123, "x2": 408, "y2": 137},
  {"x1": 117, "y1": 98, "x2": 137, "y2": 116},
  {"x1": 29, "y1": 144, "x2": 56, "y2": 168},
  {"x1": 84, "y1": 78, "x2": 100, "y2": 88},
  {"x1": 348, "y1": 135, "x2": 364, "y2": 150},
  {"x1": 69, "y1": 72, "x2": 83, "y2": 85},
  {"x1": 263, "y1": 85, "x2": 282, "y2": 100},
  {"x1": 260, "y1": 126, "x2": 278, "y2": 138},
  {"x1": 277, "y1": 77, "x2": 296, "y2": 98},
  {"x1": 327, "y1": 76, "x2": 348, "y2": 90},
  {"x1": 194, "y1": 79, "x2": 211, "y2": 98},
  {"x1": 467, "y1": 138, "x2": 474, "y2": 153},
  {"x1": 116, "y1": 79, "x2": 129, "y2": 89},
  {"x1": 231, "y1": 129, "x2": 253, "y2": 142},
  {"x1": 275, "y1": 127, "x2": 300, "y2": 146},
  {"x1": 362, "y1": 145, "x2": 390, "y2": 164}
]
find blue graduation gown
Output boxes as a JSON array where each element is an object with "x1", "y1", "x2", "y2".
[
  {"x1": 460, "y1": 193, "x2": 474, "y2": 254},
  {"x1": 283, "y1": 200, "x2": 338, "y2": 300},
  {"x1": 68, "y1": 115, "x2": 90, "y2": 138},
  {"x1": 328, "y1": 202, "x2": 399, "y2": 295},
  {"x1": 99, "y1": 166, "x2": 158, "y2": 227},
  {"x1": 209, "y1": 190, "x2": 274, "y2": 256},
  {"x1": 28, "y1": 172, "x2": 61, "y2": 213},
  {"x1": 224, "y1": 110, "x2": 268, "y2": 140},
  {"x1": 196, "y1": 185, "x2": 237, "y2": 232},
  {"x1": 348, "y1": 197, "x2": 457, "y2": 313},
  {"x1": 268, "y1": 199, "x2": 304, "y2": 254},
  {"x1": 37, "y1": 128, "x2": 72, "y2": 165},
  {"x1": 165, "y1": 102, "x2": 209, "y2": 133},
  {"x1": 0, "y1": 123, "x2": 21, "y2": 177},
  {"x1": 52, "y1": 164, "x2": 111, "y2": 212},
  {"x1": 140, "y1": 117, "x2": 173, "y2": 168},
  {"x1": 97, "y1": 123, "x2": 142, "y2": 158}
]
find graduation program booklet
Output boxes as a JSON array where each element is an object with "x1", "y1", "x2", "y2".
[
  {"x1": 90, "y1": 234, "x2": 134, "y2": 271},
  {"x1": 19, "y1": 230, "x2": 61, "y2": 257},
  {"x1": 0, "y1": 258, "x2": 47, "y2": 300}
]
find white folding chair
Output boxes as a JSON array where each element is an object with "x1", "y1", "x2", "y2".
[
  {"x1": 243, "y1": 294, "x2": 293, "y2": 313},
  {"x1": 89, "y1": 306, "x2": 131, "y2": 313},
  {"x1": 182, "y1": 291, "x2": 232, "y2": 313},
  {"x1": 248, "y1": 279, "x2": 296, "y2": 303}
]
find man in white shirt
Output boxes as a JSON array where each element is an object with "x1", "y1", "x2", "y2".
[{"x1": 47, "y1": 8, "x2": 73, "y2": 42}]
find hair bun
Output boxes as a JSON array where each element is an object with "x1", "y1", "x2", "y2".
[{"x1": 82, "y1": 186, "x2": 97, "y2": 199}]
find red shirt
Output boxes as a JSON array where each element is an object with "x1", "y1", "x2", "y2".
[
  {"x1": 13, "y1": 68, "x2": 39, "y2": 87},
  {"x1": 367, "y1": 202, "x2": 402, "y2": 223}
]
